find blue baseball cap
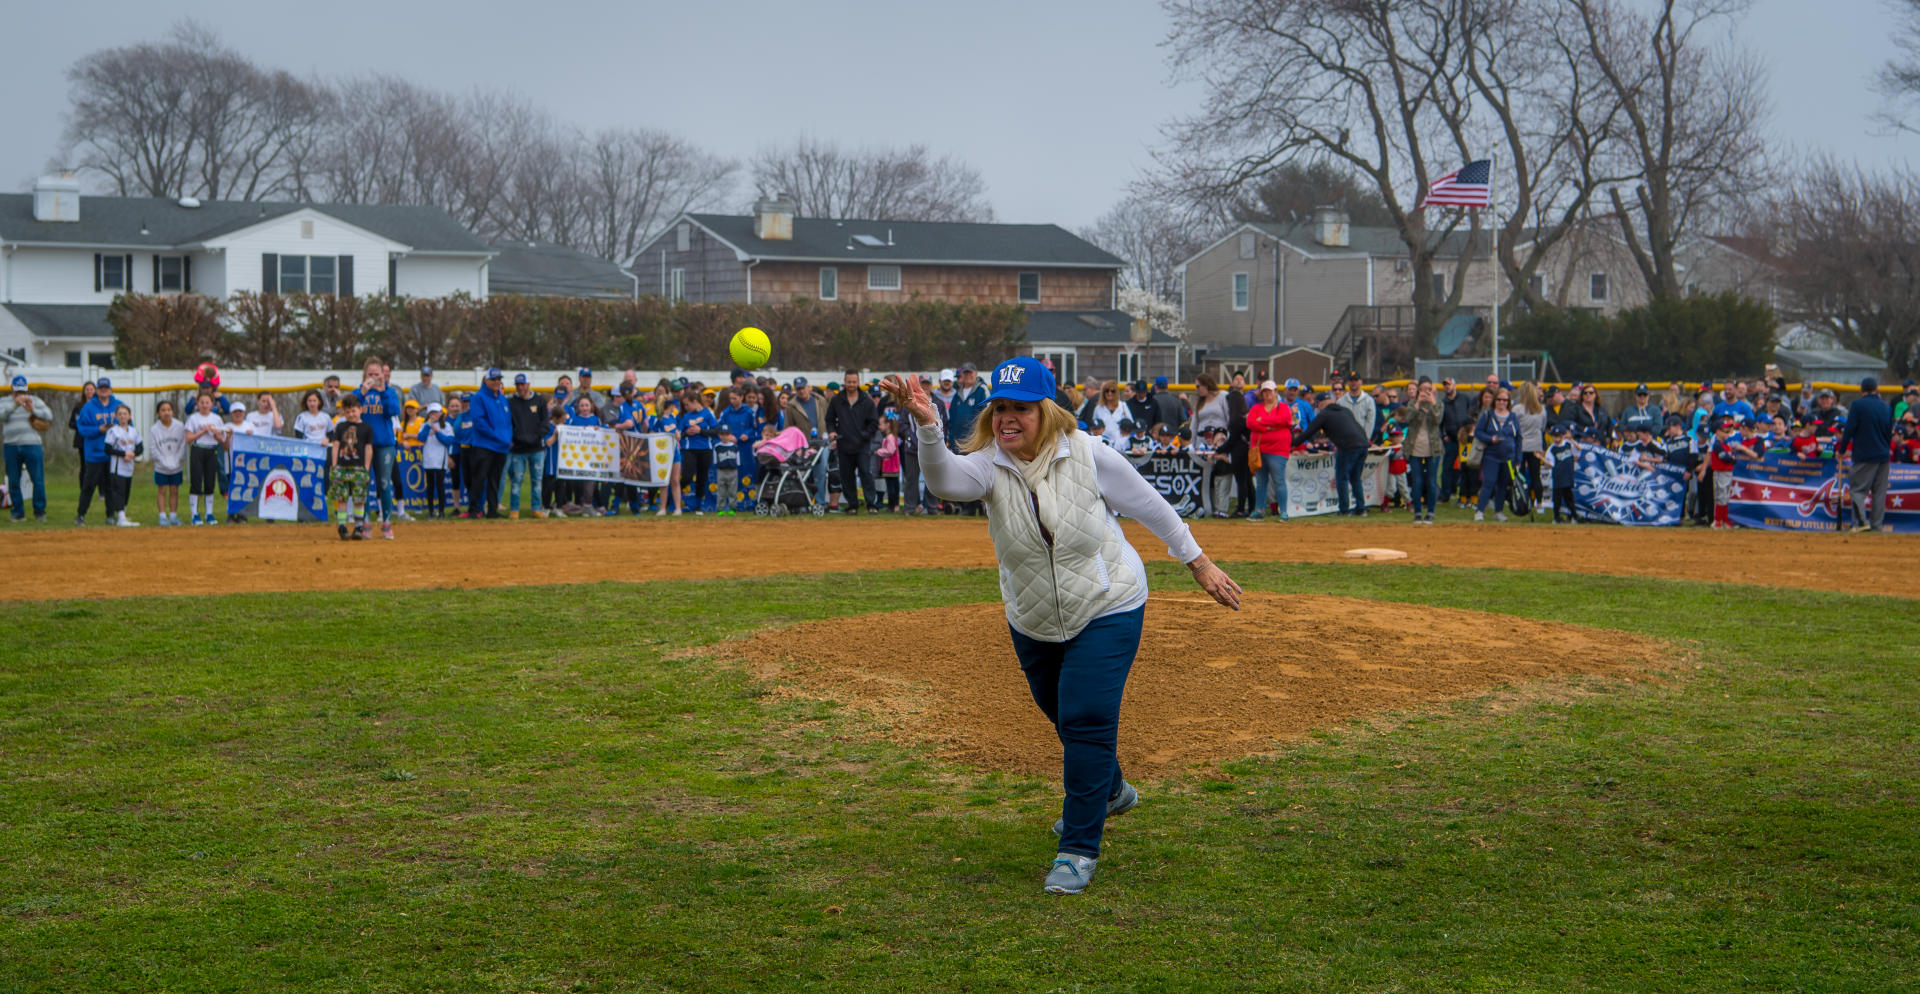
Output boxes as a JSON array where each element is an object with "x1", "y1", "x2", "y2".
[
  {"x1": 485, "y1": 367, "x2": 503, "y2": 380},
  {"x1": 9, "y1": 375, "x2": 25, "y2": 392},
  {"x1": 987, "y1": 357, "x2": 1056, "y2": 404},
  {"x1": 792, "y1": 375, "x2": 808, "y2": 388},
  {"x1": 578, "y1": 368, "x2": 593, "y2": 378},
  {"x1": 421, "y1": 365, "x2": 433, "y2": 375},
  {"x1": 513, "y1": 373, "x2": 529, "y2": 385},
  {"x1": 1153, "y1": 375, "x2": 1169, "y2": 389},
  {"x1": 96, "y1": 377, "x2": 112, "y2": 389},
  {"x1": 1284, "y1": 378, "x2": 1302, "y2": 390}
]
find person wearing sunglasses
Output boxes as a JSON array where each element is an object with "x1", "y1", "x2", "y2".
[
  {"x1": 1473, "y1": 390, "x2": 1522, "y2": 522},
  {"x1": 1571, "y1": 384, "x2": 1613, "y2": 438}
]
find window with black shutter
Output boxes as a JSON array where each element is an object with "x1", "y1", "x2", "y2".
[
  {"x1": 263, "y1": 253, "x2": 278, "y2": 293},
  {"x1": 387, "y1": 257, "x2": 397, "y2": 296},
  {"x1": 94, "y1": 253, "x2": 102, "y2": 292},
  {"x1": 338, "y1": 255, "x2": 354, "y2": 297}
]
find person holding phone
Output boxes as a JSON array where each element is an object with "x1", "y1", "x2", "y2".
[{"x1": 881, "y1": 358, "x2": 1241, "y2": 896}]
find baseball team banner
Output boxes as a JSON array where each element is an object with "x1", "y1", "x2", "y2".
[
  {"x1": 397, "y1": 445, "x2": 460, "y2": 512},
  {"x1": 225, "y1": 432, "x2": 329, "y2": 522},
  {"x1": 1128, "y1": 452, "x2": 1206, "y2": 516},
  {"x1": 1728, "y1": 453, "x2": 1920, "y2": 532},
  {"x1": 556, "y1": 427, "x2": 675, "y2": 487},
  {"x1": 1284, "y1": 450, "x2": 1390, "y2": 517},
  {"x1": 1572, "y1": 444, "x2": 1688, "y2": 526}
]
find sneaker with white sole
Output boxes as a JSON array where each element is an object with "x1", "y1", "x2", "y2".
[
  {"x1": 1044, "y1": 853, "x2": 1097, "y2": 895},
  {"x1": 1474, "y1": 511, "x2": 1485, "y2": 521},
  {"x1": 1053, "y1": 781, "x2": 1139, "y2": 836},
  {"x1": 1495, "y1": 511, "x2": 1509, "y2": 522}
]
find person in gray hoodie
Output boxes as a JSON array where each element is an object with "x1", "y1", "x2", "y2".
[{"x1": 4, "y1": 376, "x2": 53, "y2": 521}]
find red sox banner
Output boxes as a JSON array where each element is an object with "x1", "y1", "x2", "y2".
[{"x1": 1728, "y1": 453, "x2": 1920, "y2": 532}]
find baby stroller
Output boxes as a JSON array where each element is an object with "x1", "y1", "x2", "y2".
[{"x1": 753, "y1": 443, "x2": 827, "y2": 517}]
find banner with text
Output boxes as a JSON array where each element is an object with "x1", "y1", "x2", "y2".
[
  {"x1": 225, "y1": 432, "x2": 329, "y2": 521},
  {"x1": 556, "y1": 427, "x2": 675, "y2": 487},
  {"x1": 1284, "y1": 450, "x2": 1389, "y2": 517},
  {"x1": 1729, "y1": 452, "x2": 1920, "y2": 532},
  {"x1": 1572, "y1": 443, "x2": 1688, "y2": 526}
]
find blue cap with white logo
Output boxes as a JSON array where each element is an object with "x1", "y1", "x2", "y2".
[
  {"x1": 1284, "y1": 378, "x2": 1302, "y2": 390},
  {"x1": 96, "y1": 377, "x2": 112, "y2": 389},
  {"x1": 987, "y1": 357, "x2": 1055, "y2": 404},
  {"x1": 485, "y1": 366, "x2": 503, "y2": 380},
  {"x1": 9, "y1": 375, "x2": 25, "y2": 392}
]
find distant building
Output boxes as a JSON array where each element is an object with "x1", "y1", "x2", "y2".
[
  {"x1": 0, "y1": 173, "x2": 492, "y2": 367},
  {"x1": 487, "y1": 241, "x2": 635, "y2": 300}
]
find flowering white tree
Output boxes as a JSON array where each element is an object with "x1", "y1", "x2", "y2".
[{"x1": 1117, "y1": 287, "x2": 1189, "y2": 345}]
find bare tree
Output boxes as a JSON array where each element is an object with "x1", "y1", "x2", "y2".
[
  {"x1": 751, "y1": 137, "x2": 995, "y2": 221},
  {"x1": 576, "y1": 129, "x2": 736, "y2": 263},
  {"x1": 1571, "y1": 0, "x2": 1770, "y2": 300},
  {"x1": 1880, "y1": 0, "x2": 1920, "y2": 133},
  {"x1": 1228, "y1": 161, "x2": 1396, "y2": 228},
  {"x1": 61, "y1": 22, "x2": 325, "y2": 200},
  {"x1": 1080, "y1": 195, "x2": 1203, "y2": 301},
  {"x1": 1158, "y1": 0, "x2": 1482, "y2": 344},
  {"x1": 1774, "y1": 163, "x2": 1920, "y2": 378}
]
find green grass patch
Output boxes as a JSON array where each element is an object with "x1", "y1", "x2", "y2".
[{"x1": 0, "y1": 566, "x2": 1913, "y2": 992}]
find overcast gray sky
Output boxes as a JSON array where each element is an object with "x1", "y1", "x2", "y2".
[{"x1": 2, "y1": 0, "x2": 1912, "y2": 230}]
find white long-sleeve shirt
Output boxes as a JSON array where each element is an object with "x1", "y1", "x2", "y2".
[{"x1": 915, "y1": 423, "x2": 1201, "y2": 612}]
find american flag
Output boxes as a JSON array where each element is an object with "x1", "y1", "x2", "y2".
[{"x1": 1422, "y1": 159, "x2": 1493, "y2": 208}]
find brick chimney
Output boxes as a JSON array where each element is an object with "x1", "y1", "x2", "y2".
[
  {"x1": 33, "y1": 173, "x2": 81, "y2": 223},
  {"x1": 753, "y1": 197, "x2": 795, "y2": 241}
]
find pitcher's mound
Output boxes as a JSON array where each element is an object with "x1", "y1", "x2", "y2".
[{"x1": 736, "y1": 593, "x2": 1670, "y2": 778}]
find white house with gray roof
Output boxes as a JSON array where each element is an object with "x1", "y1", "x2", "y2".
[{"x1": 0, "y1": 173, "x2": 493, "y2": 367}]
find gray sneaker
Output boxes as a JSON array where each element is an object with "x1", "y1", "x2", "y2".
[
  {"x1": 1044, "y1": 853, "x2": 1097, "y2": 895},
  {"x1": 1053, "y1": 781, "x2": 1138, "y2": 836}
]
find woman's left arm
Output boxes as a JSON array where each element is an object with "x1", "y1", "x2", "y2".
[{"x1": 1090, "y1": 442, "x2": 1241, "y2": 610}]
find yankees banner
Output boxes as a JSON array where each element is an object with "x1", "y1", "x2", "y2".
[
  {"x1": 1571, "y1": 444, "x2": 1687, "y2": 525},
  {"x1": 1728, "y1": 453, "x2": 1920, "y2": 532},
  {"x1": 225, "y1": 432, "x2": 330, "y2": 522}
]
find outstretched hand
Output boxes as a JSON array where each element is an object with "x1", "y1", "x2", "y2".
[
  {"x1": 880, "y1": 375, "x2": 937, "y2": 427},
  {"x1": 1190, "y1": 558, "x2": 1243, "y2": 611}
]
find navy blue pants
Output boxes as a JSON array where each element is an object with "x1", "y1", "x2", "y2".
[{"x1": 1009, "y1": 606, "x2": 1145, "y2": 859}]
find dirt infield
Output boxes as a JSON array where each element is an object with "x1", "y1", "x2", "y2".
[
  {"x1": 734, "y1": 593, "x2": 1673, "y2": 777},
  {"x1": 0, "y1": 515, "x2": 1907, "y2": 602}
]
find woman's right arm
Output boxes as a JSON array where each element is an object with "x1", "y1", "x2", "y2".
[{"x1": 883, "y1": 374, "x2": 991, "y2": 501}]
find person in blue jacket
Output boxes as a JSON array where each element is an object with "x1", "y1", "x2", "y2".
[
  {"x1": 1838, "y1": 376, "x2": 1895, "y2": 532},
  {"x1": 716, "y1": 387, "x2": 761, "y2": 511},
  {"x1": 646, "y1": 396, "x2": 682, "y2": 515},
  {"x1": 1473, "y1": 385, "x2": 1522, "y2": 522},
  {"x1": 449, "y1": 394, "x2": 476, "y2": 514},
  {"x1": 608, "y1": 384, "x2": 650, "y2": 515},
  {"x1": 467, "y1": 368, "x2": 512, "y2": 518},
  {"x1": 346, "y1": 359, "x2": 404, "y2": 525},
  {"x1": 73, "y1": 376, "x2": 124, "y2": 525},
  {"x1": 678, "y1": 389, "x2": 721, "y2": 513}
]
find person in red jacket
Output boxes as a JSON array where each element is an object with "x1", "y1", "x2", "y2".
[{"x1": 1245, "y1": 379, "x2": 1294, "y2": 520}]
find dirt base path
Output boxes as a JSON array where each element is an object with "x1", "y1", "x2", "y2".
[
  {"x1": 735, "y1": 593, "x2": 1672, "y2": 777},
  {"x1": 0, "y1": 515, "x2": 1906, "y2": 602}
]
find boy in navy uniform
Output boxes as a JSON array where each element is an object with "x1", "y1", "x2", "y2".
[{"x1": 1546, "y1": 422, "x2": 1578, "y2": 522}]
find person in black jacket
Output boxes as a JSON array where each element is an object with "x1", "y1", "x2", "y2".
[
  {"x1": 503, "y1": 374, "x2": 549, "y2": 518},
  {"x1": 1838, "y1": 376, "x2": 1895, "y2": 532},
  {"x1": 1439, "y1": 378, "x2": 1476, "y2": 505},
  {"x1": 1223, "y1": 386, "x2": 1253, "y2": 516},
  {"x1": 1294, "y1": 392, "x2": 1371, "y2": 516},
  {"x1": 826, "y1": 369, "x2": 879, "y2": 514}
]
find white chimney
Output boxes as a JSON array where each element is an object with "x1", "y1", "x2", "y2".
[
  {"x1": 753, "y1": 196, "x2": 795, "y2": 241},
  {"x1": 33, "y1": 173, "x2": 82, "y2": 223},
  {"x1": 1313, "y1": 206, "x2": 1349, "y2": 248}
]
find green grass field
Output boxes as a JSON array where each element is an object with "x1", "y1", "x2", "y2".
[{"x1": 2, "y1": 564, "x2": 1914, "y2": 992}]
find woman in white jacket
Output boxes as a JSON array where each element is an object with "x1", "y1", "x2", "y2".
[{"x1": 881, "y1": 358, "x2": 1241, "y2": 896}]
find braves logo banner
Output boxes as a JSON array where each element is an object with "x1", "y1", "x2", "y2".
[
  {"x1": 1729, "y1": 453, "x2": 1920, "y2": 532},
  {"x1": 225, "y1": 432, "x2": 328, "y2": 522},
  {"x1": 1572, "y1": 443, "x2": 1687, "y2": 525}
]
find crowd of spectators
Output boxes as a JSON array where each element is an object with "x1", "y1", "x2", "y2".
[{"x1": 4, "y1": 363, "x2": 1912, "y2": 535}]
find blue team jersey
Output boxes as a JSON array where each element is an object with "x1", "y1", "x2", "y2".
[
  {"x1": 1711, "y1": 400, "x2": 1755, "y2": 422},
  {"x1": 348, "y1": 384, "x2": 402, "y2": 446},
  {"x1": 647, "y1": 411, "x2": 680, "y2": 435},
  {"x1": 615, "y1": 400, "x2": 648, "y2": 430},
  {"x1": 679, "y1": 408, "x2": 719, "y2": 450}
]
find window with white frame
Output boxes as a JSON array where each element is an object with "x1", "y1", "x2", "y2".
[
  {"x1": 818, "y1": 267, "x2": 837, "y2": 300},
  {"x1": 1239, "y1": 232, "x2": 1256, "y2": 259},
  {"x1": 1232, "y1": 272, "x2": 1250, "y2": 311},
  {"x1": 669, "y1": 268, "x2": 686, "y2": 301},
  {"x1": 1018, "y1": 271, "x2": 1041, "y2": 304},
  {"x1": 1118, "y1": 352, "x2": 1141, "y2": 383},
  {"x1": 97, "y1": 254, "x2": 128, "y2": 291},
  {"x1": 1527, "y1": 273, "x2": 1546, "y2": 298},
  {"x1": 1685, "y1": 282, "x2": 1700, "y2": 298},
  {"x1": 1432, "y1": 270, "x2": 1447, "y2": 298},
  {"x1": 1590, "y1": 272, "x2": 1609, "y2": 301},
  {"x1": 676, "y1": 223, "x2": 690, "y2": 253},
  {"x1": 1032, "y1": 350, "x2": 1076, "y2": 386},
  {"x1": 868, "y1": 265, "x2": 901, "y2": 291}
]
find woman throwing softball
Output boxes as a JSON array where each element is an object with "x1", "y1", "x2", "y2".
[{"x1": 881, "y1": 358, "x2": 1242, "y2": 895}]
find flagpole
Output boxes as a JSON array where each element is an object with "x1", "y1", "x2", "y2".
[{"x1": 1489, "y1": 153, "x2": 1501, "y2": 383}]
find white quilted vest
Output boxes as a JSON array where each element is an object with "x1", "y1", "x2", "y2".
[{"x1": 987, "y1": 431, "x2": 1144, "y2": 642}]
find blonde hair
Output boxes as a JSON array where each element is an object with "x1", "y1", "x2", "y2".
[
  {"x1": 960, "y1": 397, "x2": 1080, "y2": 456},
  {"x1": 1518, "y1": 381, "x2": 1543, "y2": 415}
]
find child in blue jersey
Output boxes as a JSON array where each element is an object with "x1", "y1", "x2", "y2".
[
  {"x1": 713, "y1": 429, "x2": 742, "y2": 514},
  {"x1": 678, "y1": 391, "x2": 720, "y2": 514},
  {"x1": 563, "y1": 396, "x2": 604, "y2": 515},
  {"x1": 542, "y1": 405, "x2": 566, "y2": 516},
  {"x1": 647, "y1": 399, "x2": 683, "y2": 515},
  {"x1": 1546, "y1": 422, "x2": 1578, "y2": 522},
  {"x1": 449, "y1": 396, "x2": 477, "y2": 517},
  {"x1": 346, "y1": 361, "x2": 403, "y2": 524}
]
